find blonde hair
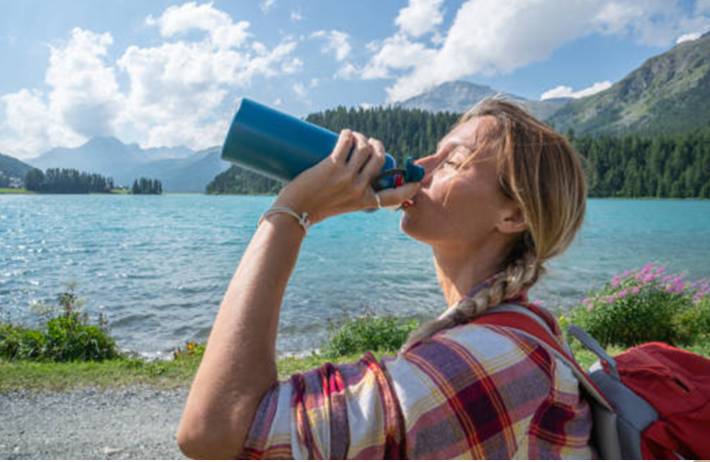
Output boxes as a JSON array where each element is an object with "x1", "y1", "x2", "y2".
[{"x1": 401, "y1": 98, "x2": 587, "y2": 351}]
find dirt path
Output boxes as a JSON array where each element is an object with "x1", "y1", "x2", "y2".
[{"x1": 1, "y1": 387, "x2": 188, "y2": 459}]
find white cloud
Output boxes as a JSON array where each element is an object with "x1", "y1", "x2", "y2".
[
  {"x1": 309, "y1": 78, "x2": 320, "y2": 88},
  {"x1": 311, "y1": 30, "x2": 351, "y2": 61},
  {"x1": 676, "y1": 31, "x2": 702, "y2": 43},
  {"x1": 0, "y1": 3, "x2": 302, "y2": 158},
  {"x1": 147, "y1": 1, "x2": 250, "y2": 49},
  {"x1": 395, "y1": 0, "x2": 444, "y2": 38},
  {"x1": 290, "y1": 10, "x2": 303, "y2": 22},
  {"x1": 260, "y1": 0, "x2": 275, "y2": 14},
  {"x1": 362, "y1": 34, "x2": 435, "y2": 79},
  {"x1": 540, "y1": 81, "x2": 612, "y2": 100},
  {"x1": 0, "y1": 28, "x2": 120, "y2": 157},
  {"x1": 335, "y1": 62, "x2": 359, "y2": 80},
  {"x1": 273, "y1": 97, "x2": 282, "y2": 106},
  {"x1": 292, "y1": 82, "x2": 307, "y2": 98},
  {"x1": 363, "y1": 0, "x2": 710, "y2": 102}
]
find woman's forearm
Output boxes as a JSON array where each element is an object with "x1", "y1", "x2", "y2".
[{"x1": 177, "y1": 213, "x2": 305, "y2": 459}]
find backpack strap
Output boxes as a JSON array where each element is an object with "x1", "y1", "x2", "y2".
[{"x1": 473, "y1": 304, "x2": 614, "y2": 411}]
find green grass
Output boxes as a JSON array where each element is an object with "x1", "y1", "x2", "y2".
[
  {"x1": 0, "y1": 187, "x2": 34, "y2": 194},
  {"x1": 0, "y1": 351, "x2": 378, "y2": 393},
  {"x1": 2, "y1": 339, "x2": 708, "y2": 393}
]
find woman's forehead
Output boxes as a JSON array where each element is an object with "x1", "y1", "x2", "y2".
[
  {"x1": 438, "y1": 116, "x2": 498, "y2": 155},
  {"x1": 439, "y1": 116, "x2": 497, "y2": 151}
]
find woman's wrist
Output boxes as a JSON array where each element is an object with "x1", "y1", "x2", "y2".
[{"x1": 259, "y1": 211, "x2": 308, "y2": 237}]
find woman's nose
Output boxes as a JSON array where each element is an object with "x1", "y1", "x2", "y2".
[{"x1": 415, "y1": 155, "x2": 438, "y2": 187}]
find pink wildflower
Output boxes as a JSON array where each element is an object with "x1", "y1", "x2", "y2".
[
  {"x1": 611, "y1": 276, "x2": 621, "y2": 288},
  {"x1": 632, "y1": 287, "x2": 641, "y2": 295},
  {"x1": 618, "y1": 289, "x2": 629, "y2": 298},
  {"x1": 606, "y1": 295, "x2": 616, "y2": 304}
]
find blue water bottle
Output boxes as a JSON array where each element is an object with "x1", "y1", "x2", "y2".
[{"x1": 221, "y1": 98, "x2": 424, "y2": 192}]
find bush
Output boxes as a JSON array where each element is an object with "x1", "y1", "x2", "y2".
[
  {"x1": 570, "y1": 263, "x2": 710, "y2": 347},
  {"x1": 0, "y1": 323, "x2": 47, "y2": 360},
  {"x1": 0, "y1": 286, "x2": 119, "y2": 362},
  {"x1": 323, "y1": 314, "x2": 419, "y2": 357}
]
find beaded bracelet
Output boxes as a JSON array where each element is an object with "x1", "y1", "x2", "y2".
[{"x1": 257, "y1": 206, "x2": 311, "y2": 234}]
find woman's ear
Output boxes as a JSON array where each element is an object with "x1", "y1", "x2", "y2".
[{"x1": 496, "y1": 204, "x2": 527, "y2": 235}]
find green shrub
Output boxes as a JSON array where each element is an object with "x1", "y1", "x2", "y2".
[
  {"x1": 570, "y1": 263, "x2": 710, "y2": 348},
  {"x1": 0, "y1": 323, "x2": 47, "y2": 360},
  {"x1": 0, "y1": 285, "x2": 119, "y2": 362},
  {"x1": 43, "y1": 313, "x2": 119, "y2": 361},
  {"x1": 323, "y1": 314, "x2": 419, "y2": 357}
]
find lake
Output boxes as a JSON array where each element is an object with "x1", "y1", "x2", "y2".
[{"x1": 1, "y1": 195, "x2": 709, "y2": 357}]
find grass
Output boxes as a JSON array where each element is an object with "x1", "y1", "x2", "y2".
[
  {"x1": 0, "y1": 351, "x2": 373, "y2": 393},
  {"x1": 0, "y1": 187, "x2": 34, "y2": 194},
  {"x1": 2, "y1": 339, "x2": 708, "y2": 393}
]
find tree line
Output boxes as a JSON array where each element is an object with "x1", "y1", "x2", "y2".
[
  {"x1": 24, "y1": 168, "x2": 115, "y2": 193},
  {"x1": 23, "y1": 168, "x2": 164, "y2": 195},
  {"x1": 206, "y1": 105, "x2": 710, "y2": 198},
  {"x1": 132, "y1": 177, "x2": 163, "y2": 194}
]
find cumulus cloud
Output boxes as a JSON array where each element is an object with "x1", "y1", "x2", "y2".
[
  {"x1": 0, "y1": 28, "x2": 120, "y2": 157},
  {"x1": 676, "y1": 32, "x2": 702, "y2": 43},
  {"x1": 290, "y1": 10, "x2": 303, "y2": 22},
  {"x1": 395, "y1": 0, "x2": 444, "y2": 38},
  {"x1": 0, "y1": 3, "x2": 301, "y2": 158},
  {"x1": 311, "y1": 30, "x2": 351, "y2": 61},
  {"x1": 146, "y1": 1, "x2": 250, "y2": 49},
  {"x1": 359, "y1": 0, "x2": 710, "y2": 102},
  {"x1": 540, "y1": 81, "x2": 612, "y2": 100}
]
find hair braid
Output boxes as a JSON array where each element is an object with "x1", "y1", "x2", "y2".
[{"x1": 400, "y1": 249, "x2": 542, "y2": 352}]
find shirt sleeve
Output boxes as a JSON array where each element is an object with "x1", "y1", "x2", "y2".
[{"x1": 238, "y1": 352, "x2": 405, "y2": 459}]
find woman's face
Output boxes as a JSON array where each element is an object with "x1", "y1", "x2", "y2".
[{"x1": 401, "y1": 116, "x2": 520, "y2": 249}]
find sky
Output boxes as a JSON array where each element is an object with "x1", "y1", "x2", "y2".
[{"x1": 0, "y1": 0, "x2": 708, "y2": 160}]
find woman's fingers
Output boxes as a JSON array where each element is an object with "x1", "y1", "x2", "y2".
[
  {"x1": 374, "y1": 182, "x2": 421, "y2": 208},
  {"x1": 359, "y1": 138, "x2": 386, "y2": 184},
  {"x1": 346, "y1": 132, "x2": 373, "y2": 175},
  {"x1": 331, "y1": 129, "x2": 354, "y2": 164}
]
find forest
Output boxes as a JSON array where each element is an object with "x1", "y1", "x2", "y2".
[
  {"x1": 206, "y1": 106, "x2": 710, "y2": 198},
  {"x1": 24, "y1": 168, "x2": 115, "y2": 194}
]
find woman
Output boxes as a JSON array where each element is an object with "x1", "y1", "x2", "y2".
[{"x1": 177, "y1": 99, "x2": 592, "y2": 459}]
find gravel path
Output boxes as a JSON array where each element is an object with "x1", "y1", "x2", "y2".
[{"x1": 1, "y1": 387, "x2": 189, "y2": 459}]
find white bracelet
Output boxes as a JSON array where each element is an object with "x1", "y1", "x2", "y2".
[{"x1": 257, "y1": 206, "x2": 311, "y2": 233}]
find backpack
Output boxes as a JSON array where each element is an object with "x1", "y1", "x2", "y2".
[{"x1": 473, "y1": 303, "x2": 710, "y2": 459}]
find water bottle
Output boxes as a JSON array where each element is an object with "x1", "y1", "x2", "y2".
[{"x1": 221, "y1": 98, "x2": 424, "y2": 192}]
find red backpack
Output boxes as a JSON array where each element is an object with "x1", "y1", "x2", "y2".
[{"x1": 474, "y1": 304, "x2": 710, "y2": 459}]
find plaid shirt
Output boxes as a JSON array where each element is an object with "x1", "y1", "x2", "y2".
[{"x1": 240, "y1": 305, "x2": 593, "y2": 459}]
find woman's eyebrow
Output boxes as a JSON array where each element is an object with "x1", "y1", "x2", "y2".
[{"x1": 437, "y1": 139, "x2": 475, "y2": 154}]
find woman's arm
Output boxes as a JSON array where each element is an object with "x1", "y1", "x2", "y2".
[
  {"x1": 177, "y1": 213, "x2": 304, "y2": 459},
  {"x1": 176, "y1": 130, "x2": 420, "y2": 459}
]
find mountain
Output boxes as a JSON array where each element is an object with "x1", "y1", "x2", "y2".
[
  {"x1": 548, "y1": 32, "x2": 710, "y2": 135},
  {"x1": 397, "y1": 80, "x2": 571, "y2": 120},
  {"x1": 27, "y1": 137, "x2": 230, "y2": 192},
  {"x1": 0, "y1": 152, "x2": 33, "y2": 179}
]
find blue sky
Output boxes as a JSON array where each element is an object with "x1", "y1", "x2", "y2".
[{"x1": 0, "y1": 0, "x2": 708, "y2": 159}]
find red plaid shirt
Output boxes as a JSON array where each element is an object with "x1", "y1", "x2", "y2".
[{"x1": 240, "y1": 303, "x2": 593, "y2": 459}]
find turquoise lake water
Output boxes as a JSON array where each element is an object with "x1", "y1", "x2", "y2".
[{"x1": 1, "y1": 195, "x2": 709, "y2": 357}]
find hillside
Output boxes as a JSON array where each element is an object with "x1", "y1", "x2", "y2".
[
  {"x1": 548, "y1": 32, "x2": 710, "y2": 135},
  {"x1": 0, "y1": 152, "x2": 33, "y2": 187},
  {"x1": 27, "y1": 137, "x2": 229, "y2": 192}
]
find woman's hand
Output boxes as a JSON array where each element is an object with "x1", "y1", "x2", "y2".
[{"x1": 272, "y1": 129, "x2": 421, "y2": 225}]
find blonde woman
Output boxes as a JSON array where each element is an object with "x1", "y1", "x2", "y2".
[{"x1": 177, "y1": 99, "x2": 592, "y2": 459}]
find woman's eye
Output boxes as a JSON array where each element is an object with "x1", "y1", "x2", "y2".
[{"x1": 444, "y1": 160, "x2": 460, "y2": 168}]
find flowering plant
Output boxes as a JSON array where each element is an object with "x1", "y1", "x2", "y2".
[{"x1": 570, "y1": 263, "x2": 710, "y2": 347}]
